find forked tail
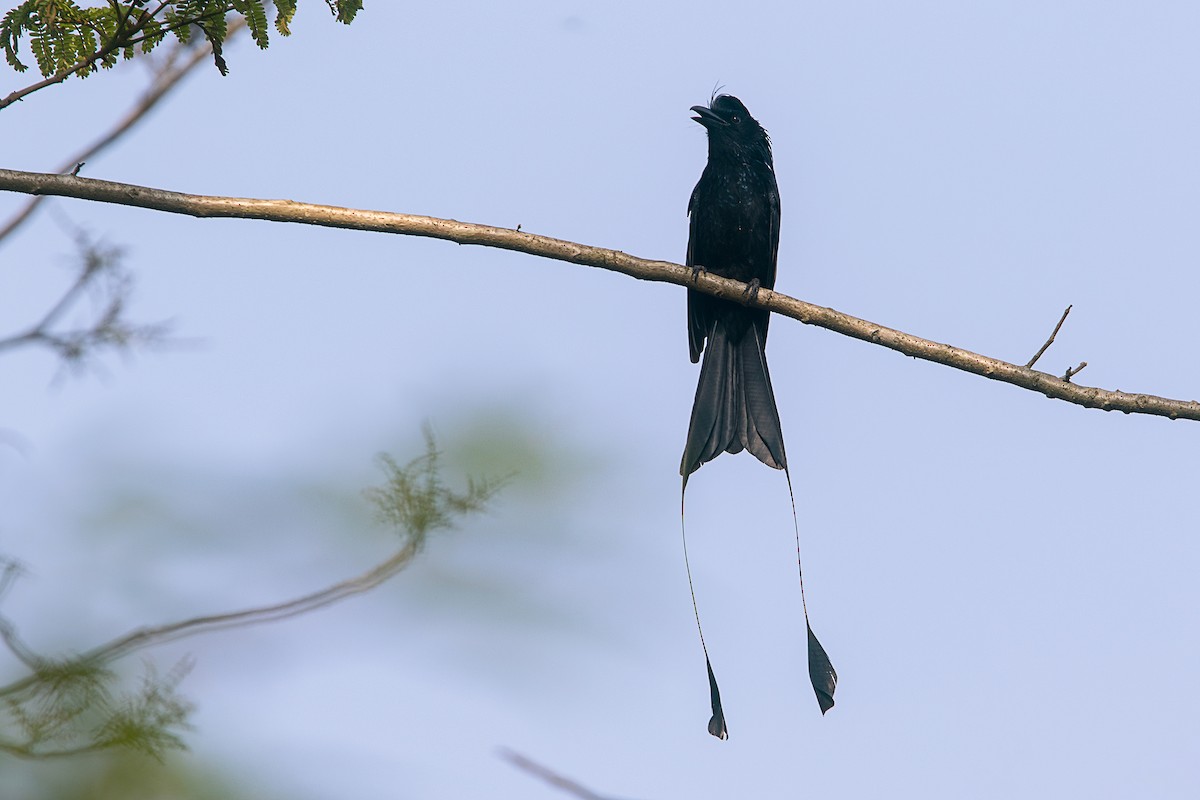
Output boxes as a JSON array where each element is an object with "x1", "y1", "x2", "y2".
[{"x1": 678, "y1": 320, "x2": 838, "y2": 737}]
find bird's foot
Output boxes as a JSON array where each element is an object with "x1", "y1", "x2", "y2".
[
  {"x1": 742, "y1": 277, "x2": 762, "y2": 304},
  {"x1": 690, "y1": 264, "x2": 706, "y2": 284}
]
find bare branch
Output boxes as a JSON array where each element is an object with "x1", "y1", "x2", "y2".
[
  {"x1": 1025, "y1": 304, "x2": 1072, "y2": 368},
  {"x1": 0, "y1": 167, "x2": 1197, "y2": 422},
  {"x1": 1064, "y1": 361, "x2": 1088, "y2": 382},
  {"x1": 500, "y1": 749, "x2": 632, "y2": 800}
]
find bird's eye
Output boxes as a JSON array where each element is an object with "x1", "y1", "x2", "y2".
[{"x1": 731, "y1": 115, "x2": 741, "y2": 123}]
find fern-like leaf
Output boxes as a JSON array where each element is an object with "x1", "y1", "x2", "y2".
[
  {"x1": 327, "y1": 0, "x2": 362, "y2": 24},
  {"x1": 231, "y1": 0, "x2": 269, "y2": 49},
  {"x1": 274, "y1": 0, "x2": 297, "y2": 35},
  {"x1": 1, "y1": 0, "x2": 365, "y2": 90}
]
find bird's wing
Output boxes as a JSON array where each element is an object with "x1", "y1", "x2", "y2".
[
  {"x1": 686, "y1": 182, "x2": 709, "y2": 363},
  {"x1": 767, "y1": 184, "x2": 781, "y2": 289}
]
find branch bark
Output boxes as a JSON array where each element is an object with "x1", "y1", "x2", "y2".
[{"x1": 1, "y1": 167, "x2": 1197, "y2": 422}]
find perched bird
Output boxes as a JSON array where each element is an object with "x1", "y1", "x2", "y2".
[
  {"x1": 682, "y1": 94, "x2": 785, "y2": 479},
  {"x1": 680, "y1": 94, "x2": 836, "y2": 739}
]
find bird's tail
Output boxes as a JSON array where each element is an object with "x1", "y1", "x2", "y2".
[{"x1": 680, "y1": 322, "x2": 786, "y2": 478}]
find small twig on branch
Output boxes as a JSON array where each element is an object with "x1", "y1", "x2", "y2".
[
  {"x1": 499, "y1": 749, "x2": 632, "y2": 800},
  {"x1": 1, "y1": 167, "x2": 1198, "y2": 422},
  {"x1": 1025, "y1": 304, "x2": 1072, "y2": 368},
  {"x1": 1063, "y1": 361, "x2": 1088, "y2": 382}
]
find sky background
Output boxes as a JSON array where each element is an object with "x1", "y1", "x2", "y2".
[{"x1": 2, "y1": 2, "x2": 1199, "y2": 797}]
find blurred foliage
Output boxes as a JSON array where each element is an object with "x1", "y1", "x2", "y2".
[
  {"x1": 4, "y1": 744, "x2": 256, "y2": 799},
  {"x1": 0, "y1": 645, "x2": 194, "y2": 760},
  {"x1": 0, "y1": 429, "x2": 513, "y2": 767},
  {"x1": 365, "y1": 425, "x2": 511, "y2": 553},
  {"x1": 1, "y1": 1, "x2": 363, "y2": 82},
  {"x1": 0, "y1": 223, "x2": 173, "y2": 375},
  {"x1": 0, "y1": 404, "x2": 622, "y2": 794}
]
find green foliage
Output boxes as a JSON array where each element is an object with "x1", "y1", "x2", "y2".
[
  {"x1": 231, "y1": 0, "x2": 268, "y2": 49},
  {"x1": 0, "y1": 1, "x2": 158, "y2": 77},
  {"x1": 365, "y1": 427, "x2": 510, "y2": 551},
  {"x1": 1, "y1": 1, "x2": 361, "y2": 82},
  {"x1": 327, "y1": 0, "x2": 362, "y2": 24},
  {"x1": 0, "y1": 431, "x2": 507, "y2": 761},
  {"x1": 1, "y1": 657, "x2": 193, "y2": 760},
  {"x1": 93, "y1": 661, "x2": 194, "y2": 760},
  {"x1": 274, "y1": 0, "x2": 297, "y2": 35},
  {"x1": 8, "y1": 657, "x2": 116, "y2": 748}
]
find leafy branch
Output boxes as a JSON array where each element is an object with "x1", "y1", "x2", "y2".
[
  {"x1": 0, "y1": 432, "x2": 506, "y2": 759},
  {"x1": 0, "y1": 0, "x2": 362, "y2": 109},
  {"x1": 0, "y1": 167, "x2": 1196, "y2": 423}
]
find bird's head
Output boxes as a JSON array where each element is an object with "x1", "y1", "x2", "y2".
[{"x1": 691, "y1": 94, "x2": 771, "y2": 160}]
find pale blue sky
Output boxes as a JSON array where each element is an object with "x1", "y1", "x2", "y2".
[{"x1": 2, "y1": 2, "x2": 1199, "y2": 798}]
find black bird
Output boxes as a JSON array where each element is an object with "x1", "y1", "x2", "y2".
[
  {"x1": 681, "y1": 94, "x2": 836, "y2": 739},
  {"x1": 682, "y1": 94, "x2": 785, "y2": 478}
]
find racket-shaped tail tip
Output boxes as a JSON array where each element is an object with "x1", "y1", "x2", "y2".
[
  {"x1": 807, "y1": 624, "x2": 838, "y2": 714},
  {"x1": 705, "y1": 657, "x2": 729, "y2": 740}
]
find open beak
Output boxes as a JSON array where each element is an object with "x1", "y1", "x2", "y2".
[{"x1": 691, "y1": 105, "x2": 726, "y2": 128}]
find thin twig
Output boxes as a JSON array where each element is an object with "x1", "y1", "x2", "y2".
[
  {"x1": 0, "y1": 538, "x2": 421, "y2": 699},
  {"x1": 499, "y1": 749, "x2": 632, "y2": 800},
  {"x1": 0, "y1": 48, "x2": 117, "y2": 110},
  {"x1": 0, "y1": 618, "x2": 39, "y2": 668},
  {"x1": 0, "y1": 559, "x2": 24, "y2": 603},
  {"x1": 1025, "y1": 304, "x2": 1072, "y2": 368},
  {"x1": 1, "y1": 168, "x2": 1198, "y2": 422},
  {"x1": 0, "y1": 739, "x2": 110, "y2": 759},
  {"x1": 1064, "y1": 361, "x2": 1088, "y2": 382}
]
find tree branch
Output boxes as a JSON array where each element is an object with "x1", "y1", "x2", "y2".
[
  {"x1": 499, "y1": 749, "x2": 630, "y2": 800},
  {"x1": 0, "y1": 48, "x2": 118, "y2": 110},
  {"x1": 1, "y1": 167, "x2": 1197, "y2": 422}
]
